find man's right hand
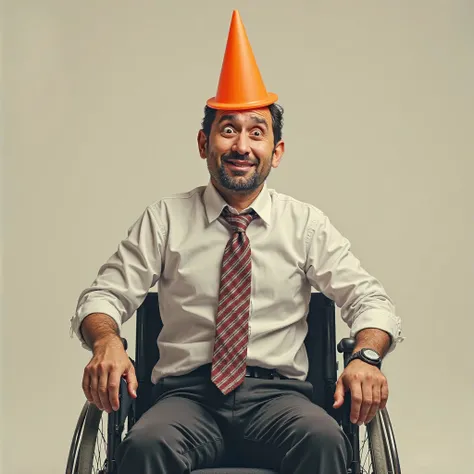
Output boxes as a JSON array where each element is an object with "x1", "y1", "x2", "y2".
[{"x1": 82, "y1": 335, "x2": 138, "y2": 413}]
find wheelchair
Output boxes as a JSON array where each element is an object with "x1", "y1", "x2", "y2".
[{"x1": 66, "y1": 292, "x2": 401, "y2": 474}]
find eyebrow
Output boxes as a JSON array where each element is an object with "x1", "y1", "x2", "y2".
[{"x1": 217, "y1": 114, "x2": 269, "y2": 128}]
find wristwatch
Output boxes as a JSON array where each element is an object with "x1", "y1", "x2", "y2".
[{"x1": 347, "y1": 348, "x2": 382, "y2": 369}]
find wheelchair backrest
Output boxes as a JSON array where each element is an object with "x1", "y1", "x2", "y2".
[{"x1": 133, "y1": 292, "x2": 339, "y2": 422}]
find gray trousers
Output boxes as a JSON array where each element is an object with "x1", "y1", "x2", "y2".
[{"x1": 116, "y1": 366, "x2": 352, "y2": 474}]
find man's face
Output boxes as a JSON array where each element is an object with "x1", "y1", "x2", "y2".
[{"x1": 199, "y1": 108, "x2": 284, "y2": 194}]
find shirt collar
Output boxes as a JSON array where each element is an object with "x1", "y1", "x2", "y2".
[{"x1": 203, "y1": 181, "x2": 272, "y2": 226}]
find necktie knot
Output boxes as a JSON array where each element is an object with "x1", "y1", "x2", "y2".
[{"x1": 221, "y1": 207, "x2": 257, "y2": 233}]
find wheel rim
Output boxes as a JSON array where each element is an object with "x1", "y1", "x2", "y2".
[
  {"x1": 380, "y1": 409, "x2": 402, "y2": 474},
  {"x1": 362, "y1": 408, "x2": 401, "y2": 474},
  {"x1": 65, "y1": 402, "x2": 89, "y2": 474},
  {"x1": 76, "y1": 407, "x2": 130, "y2": 474}
]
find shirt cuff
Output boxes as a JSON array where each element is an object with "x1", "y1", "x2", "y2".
[
  {"x1": 349, "y1": 309, "x2": 404, "y2": 353},
  {"x1": 70, "y1": 300, "x2": 123, "y2": 350}
]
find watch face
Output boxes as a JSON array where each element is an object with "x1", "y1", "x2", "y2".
[{"x1": 363, "y1": 349, "x2": 379, "y2": 361}]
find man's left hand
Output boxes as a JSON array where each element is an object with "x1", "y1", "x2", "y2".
[{"x1": 333, "y1": 359, "x2": 388, "y2": 425}]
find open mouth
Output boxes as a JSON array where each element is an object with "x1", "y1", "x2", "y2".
[{"x1": 224, "y1": 160, "x2": 256, "y2": 172}]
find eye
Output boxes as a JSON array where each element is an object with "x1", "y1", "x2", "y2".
[
  {"x1": 223, "y1": 126, "x2": 235, "y2": 134},
  {"x1": 251, "y1": 128, "x2": 263, "y2": 137}
]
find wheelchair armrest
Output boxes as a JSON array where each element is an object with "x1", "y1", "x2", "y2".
[
  {"x1": 112, "y1": 338, "x2": 131, "y2": 426},
  {"x1": 121, "y1": 338, "x2": 128, "y2": 351},
  {"x1": 337, "y1": 337, "x2": 356, "y2": 354},
  {"x1": 117, "y1": 377, "x2": 134, "y2": 428},
  {"x1": 110, "y1": 355, "x2": 134, "y2": 431},
  {"x1": 107, "y1": 374, "x2": 134, "y2": 474}
]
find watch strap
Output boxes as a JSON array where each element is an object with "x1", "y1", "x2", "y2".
[{"x1": 347, "y1": 349, "x2": 382, "y2": 369}]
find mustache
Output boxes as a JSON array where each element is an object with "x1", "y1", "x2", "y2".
[{"x1": 221, "y1": 152, "x2": 259, "y2": 165}]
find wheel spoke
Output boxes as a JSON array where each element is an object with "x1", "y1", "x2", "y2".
[
  {"x1": 96, "y1": 416, "x2": 106, "y2": 472},
  {"x1": 359, "y1": 426, "x2": 373, "y2": 474}
]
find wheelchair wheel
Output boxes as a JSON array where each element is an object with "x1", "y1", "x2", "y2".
[
  {"x1": 65, "y1": 401, "x2": 89, "y2": 474},
  {"x1": 359, "y1": 408, "x2": 401, "y2": 474},
  {"x1": 66, "y1": 402, "x2": 125, "y2": 474}
]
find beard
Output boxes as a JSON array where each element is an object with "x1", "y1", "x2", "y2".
[{"x1": 213, "y1": 151, "x2": 272, "y2": 193}]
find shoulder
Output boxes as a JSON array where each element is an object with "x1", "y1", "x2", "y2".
[
  {"x1": 268, "y1": 188, "x2": 327, "y2": 223},
  {"x1": 268, "y1": 189, "x2": 350, "y2": 252},
  {"x1": 128, "y1": 186, "x2": 206, "y2": 233},
  {"x1": 146, "y1": 186, "x2": 206, "y2": 215}
]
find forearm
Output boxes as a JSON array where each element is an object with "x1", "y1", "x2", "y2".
[
  {"x1": 354, "y1": 328, "x2": 391, "y2": 357},
  {"x1": 80, "y1": 313, "x2": 121, "y2": 350}
]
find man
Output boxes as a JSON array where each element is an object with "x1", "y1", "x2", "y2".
[{"x1": 71, "y1": 10, "x2": 403, "y2": 474}]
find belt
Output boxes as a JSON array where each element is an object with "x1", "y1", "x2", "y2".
[
  {"x1": 191, "y1": 364, "x2": 288, "y2": 379},
  {"x1": 245, "y1": 366, "x2": 285, "y2": 379},
  {"x1": 191, "y1": 364, "x2": 284, "y2": 380}
]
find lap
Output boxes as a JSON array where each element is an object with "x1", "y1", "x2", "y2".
[
  {"x1": 120, "y1": 381, "x2": 226, "y2": 470},
  {"x1": 245, "y1": 389, "x2": 342, "y2": 441},
  {"x1": 117, "y1": 371, "x2": 350, "y2": 473},
  {"x1": 238, "y1": 378, "x2": 348, "y2": 469}
]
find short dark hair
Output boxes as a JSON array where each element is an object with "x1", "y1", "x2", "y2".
[{"x1": 201, "y1": 103, "x2": 284, "y2": 147}]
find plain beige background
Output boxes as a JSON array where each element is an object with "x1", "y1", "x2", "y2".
[{"x1": 2, "y1": 1, "x2": 474, "y2": 473}]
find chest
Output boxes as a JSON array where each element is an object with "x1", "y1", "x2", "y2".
[{"x1": 160, "y1": 218, "x2": 308, "y2": 305}]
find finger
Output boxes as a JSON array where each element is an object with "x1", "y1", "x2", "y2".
[
  {"x1": 357, "y1": 380, "x2": 373, "y2": 425},
  {"x1": 108, "y1": 368, "x2": 122, "y2": 412},
  {"x1": 82, "y1": 369, "x2": 92, "y2": 402},
  {"x1": 366, "y1": 382, "x2": 382, "y2": 423},
  {"x1": 350, "y1": 382, "x2": 363, "y2": 425},
  {"x1": 98, "y1": 368, "x2": 112, "y2": 413},
  {"x1": 125, "y1": 364, "x2": 138, "y2": 398},
  {"x1": 89, "y1": 369, "x2": 103, "y2": 410},
  {"x1": 380, "y1": 380, "x2": 389, "y2": 410},
  {"x1": 333, "y1": 379, "x2": 345, "y2": 408}
]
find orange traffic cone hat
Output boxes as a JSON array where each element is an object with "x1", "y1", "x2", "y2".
[{"x1": 207, "y1": 10, "x2": 278, "y2": 110}]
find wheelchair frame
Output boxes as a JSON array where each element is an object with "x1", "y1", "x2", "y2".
[{"x1": 69, "y1": 292, "x2": 401, "y2": 474}]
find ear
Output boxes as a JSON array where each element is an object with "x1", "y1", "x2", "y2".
[
  {"x1": 271, "y1": 140, "x2": 285, "y2": 168},
  {"x1": 197, "y1": 130, "x2": 208, "y2": 159}
]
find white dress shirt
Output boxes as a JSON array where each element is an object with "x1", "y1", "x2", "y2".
[{"x1": 71, "y1": 182, "x2": 403, "y2": 384}]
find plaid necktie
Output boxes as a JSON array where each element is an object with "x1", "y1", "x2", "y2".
[{"x1": 211, "y1": 207, "x2": 258, "y2": 394}]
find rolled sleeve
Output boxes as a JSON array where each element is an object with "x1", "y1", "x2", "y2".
[
  {"x1": 305, "y1": 210, "x2": 404, "y2": 352},
  {"x1": 70, "y1": 204, "x2": 165, "y2": 348},
  {"x1": 349, "y1": 309, "x2": 404, "y2": 353},
  {"x1": 71, "y1": 296, "x2": 125, "y2": 350}
]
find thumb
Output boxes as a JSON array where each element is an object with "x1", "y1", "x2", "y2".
[
  {"x1": 124, "y1": 365, "x2": 138, "y2": 398},
  {"x1": 333, "y1": 378, "x2": 345, "y2": 408}
]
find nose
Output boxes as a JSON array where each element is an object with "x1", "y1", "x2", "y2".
[{"x1": 232, "y1": 133, "x2": 251, "y2": 156}]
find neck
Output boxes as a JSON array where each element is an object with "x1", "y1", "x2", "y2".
[{"x1": 212, "y1": 180, "x2": 264, "y2": 213}]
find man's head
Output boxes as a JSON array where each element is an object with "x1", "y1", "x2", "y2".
[{"x1": 198, "y1": 104, "x2": 285, "y2": 195}]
